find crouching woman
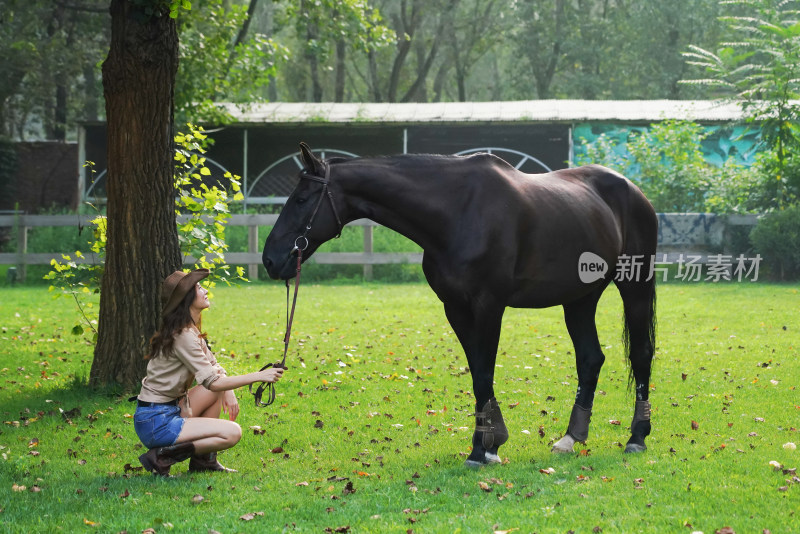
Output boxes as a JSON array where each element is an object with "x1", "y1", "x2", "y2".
[{"x1": 134, "y1": 268, "x2": 284, "y2": 476}]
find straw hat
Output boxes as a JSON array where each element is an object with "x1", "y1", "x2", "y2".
[{"x1": 161, "y1": 269, "x2": 209, "y2": 315}]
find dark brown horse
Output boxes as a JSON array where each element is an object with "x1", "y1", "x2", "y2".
[{"x1": 263, "y1": 143, "x2": 657, "y2": 466}]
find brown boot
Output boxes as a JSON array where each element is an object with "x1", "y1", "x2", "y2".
[
  {"x1": 139, "y1": 442, "x2": 195, "y2": 476},
  {"x1": 188, "y1": 451, "x2": 237, "y2": 473}
]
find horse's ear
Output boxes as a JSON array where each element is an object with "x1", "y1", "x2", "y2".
[{"x1": 299, "y1": 142, "x2": 324, "y2": 175}]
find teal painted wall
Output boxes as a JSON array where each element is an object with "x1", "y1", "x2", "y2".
[{"x1": 572, "y1": 123, "x2": 762, "y2": 170}]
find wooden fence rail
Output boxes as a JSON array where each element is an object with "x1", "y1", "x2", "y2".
[
  {"x1": 0, "y1": 213, "x2": 758, "y2": 283},
  {"x1": 0, "y1": 214, "x2": 422, "y2": 282}
]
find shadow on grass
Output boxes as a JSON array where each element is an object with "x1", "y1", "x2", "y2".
[{"x1": 0, "y1": 373, "x2": 133, "y2": 422}]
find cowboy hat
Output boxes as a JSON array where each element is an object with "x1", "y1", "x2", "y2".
[{"x1": 161, "y1": 269, "x2": 209, "y2": 315}]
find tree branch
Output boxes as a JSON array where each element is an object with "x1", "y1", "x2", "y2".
[{"x1": 53, "y1": 0, "x2": 107, "y2": 14}]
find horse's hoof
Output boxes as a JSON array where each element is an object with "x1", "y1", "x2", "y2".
[
  {"x1": 551, "y1": 435, "x2": 576, "y2": 454},
  {"x1": 624, "y1": 443, "x2": 647, "y2": 453},
  {"x1": 485, "y1": 452, "x2": 501, "y2": 464},
  {"x1": 464, "y1": 451, "x2": 502, "y2": 468}
]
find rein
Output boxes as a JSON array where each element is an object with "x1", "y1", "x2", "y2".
[
  {"x1": 250, "y1": 162, "x2": 342, "y2": 407},
  {"x1": 249, "y1": 248, "x2": 303, "y2": 407}
]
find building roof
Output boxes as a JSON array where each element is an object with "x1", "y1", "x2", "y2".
[{"x1": 218, "y1": 100, "x2": 747, "y2": 125}]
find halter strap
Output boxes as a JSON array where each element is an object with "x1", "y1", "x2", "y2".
[{"x1": 299, "y1": 163, "x2": 343, "y2": 240}]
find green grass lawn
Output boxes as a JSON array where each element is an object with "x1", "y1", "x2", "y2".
[{"x1": 0, "y1": 282, "x2": 798, "y2": 533}]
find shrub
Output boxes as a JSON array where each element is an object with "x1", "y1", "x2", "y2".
[
  {"x1": 575, "y1": 120, "x2": 762, "y2": 213},
  {"x1": 750, "y1": 205, "x2": 800, "y2": 280}
]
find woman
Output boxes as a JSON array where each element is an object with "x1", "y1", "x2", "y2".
[{"x1": 134, "y1": 268, "x2": 284, "y2": 476}]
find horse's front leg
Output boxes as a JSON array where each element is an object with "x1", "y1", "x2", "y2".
[
  {"x1": 443, "y1": 300, "x2": 507, "y2": 467},
  {"x1": 552, "y1": 291, "x2": 606, "y2": 453}
]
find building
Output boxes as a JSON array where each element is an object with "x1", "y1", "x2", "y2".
[{"x1": 78, "y1": 100, "x2": 757, "y2": 208}]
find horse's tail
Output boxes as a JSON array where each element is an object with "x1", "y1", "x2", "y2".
[
  {"x1": 615, "y1": 182, "x2": 658, "y2": 390},
  {"x1": 620, "y1": 276, "x2": 656, "y2": 388}
]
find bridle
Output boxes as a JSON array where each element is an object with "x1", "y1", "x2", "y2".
[
  {"x1": 250, "y1": 162, "x2": 343, "y2": 406},
  {"x1": 293, "y1": 162, "x2": 344, "y2": 250}
]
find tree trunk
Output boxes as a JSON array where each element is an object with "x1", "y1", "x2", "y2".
[
  {"x1": 301, "y1": 0, "x2": 323, "y2": 102},
  {"x1": 83, "y1": 63, "x2": 99, "y2": 121},
  {"x1": 367, "y1": 49, "x2": 382, "y2": 102},
  {"x1": 92, "y1": 0, "x2": 181, "y2": 389},
  {"x1": 335, "y1": 39, "x2": 346, "y2": 102}
]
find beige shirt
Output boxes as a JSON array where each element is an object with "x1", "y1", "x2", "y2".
[{"x1": 138, "y1": 327, "x2": 226, "y2": 408}]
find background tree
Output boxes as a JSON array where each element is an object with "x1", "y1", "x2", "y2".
[
  {"x1": 435, "y1": 0, "x2": 508, "y2": 102},
  {"x1": 0, "y1": 0, "x2": 284, "y2": 141},
  {"x1": 174, "y1": 0, "x2": 287, "y2": 124},
  {"x1": 281, "y1": 0, "x2": 392, "y2": 102},
  {"x1": 90, "y1": 0, "x2": 182, "y2": 388},
  {"x1": 507, "y1": 0, "x2": 723, "y2": 100},
  {"x1": 1, "y1": 1, "x2": 108, "y2": 141},
  {"x1": 3, "y1": 0, "x2": 740, "y2": 137},
  {"x1": 510, "y1": 0, "x2": 570, "y2": 99},
  {"x1": 683, "y1": 0, "x2": 800, "y2": 207}
]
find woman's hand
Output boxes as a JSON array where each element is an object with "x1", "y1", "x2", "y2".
[
  {"x1": 222, "y1": 389, "x2": 240, "y2": 422},
  {"x1": 258, "y1": 367, "x2": 284, "y2": 384}
]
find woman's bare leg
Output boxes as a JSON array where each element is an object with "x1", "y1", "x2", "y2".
[{"x1": 175, "y1": 385, "x2": 242, "y2": 454}]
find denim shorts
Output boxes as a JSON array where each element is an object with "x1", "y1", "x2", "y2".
[{"x1": 133, "y1": 403, "x2": 185, "y2": 449}]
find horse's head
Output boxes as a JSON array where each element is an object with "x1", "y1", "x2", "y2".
[{"x1": 262, "y1": 143, "x2": 345, "y2": 280}]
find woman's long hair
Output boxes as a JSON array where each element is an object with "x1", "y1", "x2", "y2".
[{"x1": 146, "y1": 287, "x2": 204, "y2": 359}]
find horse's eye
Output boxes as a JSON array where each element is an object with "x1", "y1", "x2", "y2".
[{"x1": 296, "y1": 197, "x2": 307, "y2": 205}]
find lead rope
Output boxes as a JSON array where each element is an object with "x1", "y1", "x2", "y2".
[{"x1": 250, "y1": 248, "x2": 303, "y2": 406}]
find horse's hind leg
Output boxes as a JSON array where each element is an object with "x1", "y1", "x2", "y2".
[
  {"x1": 616, "y1": 277, "x2": 656, "y2": 453},
  {"x1": 552, "y1": 286, "x2": 608, "y2": 453}
]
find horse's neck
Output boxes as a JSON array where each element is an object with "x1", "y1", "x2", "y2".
[{"x1": 342, "y1": 162, "x2": 454, "y2": 251}]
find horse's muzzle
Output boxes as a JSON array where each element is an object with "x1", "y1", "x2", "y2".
[{"x1": 262, "y1": 252, "x2": 297, "y2": 280}]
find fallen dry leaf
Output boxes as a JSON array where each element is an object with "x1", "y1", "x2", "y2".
[
  {"x1": 539, "y1": 468, "x2": 555, "y2": 475},
  {"x1": 240, "y1": 511, "x2": 264, "y2": 521}
]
